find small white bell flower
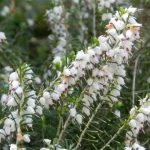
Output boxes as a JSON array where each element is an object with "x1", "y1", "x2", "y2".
[
  {"x1": 75, "y1": 114, "x2": 82, "y2": 124},
  {"x1": 70, "y1": 108, "x2": 76, "y2": 117},
  {"x1": 23, "y1": 134, "x2": 30, "y2": 143}
]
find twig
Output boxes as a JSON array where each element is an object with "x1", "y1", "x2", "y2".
[
  {"x1": 132, "y1": 55, "x2": 140, "y2": 107},
  {"x1": 75, "y1": 102, "x2": 102, "y2": 149}
]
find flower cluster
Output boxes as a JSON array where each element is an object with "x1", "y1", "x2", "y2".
[
  {"x1": 98, "y1": 0, "x2": 124, "y2": 21},
  {"x1": 46, "y1": 5, "x2": 69, "y2": 59},
  {"x1": 0, "y1": 64, "x2": 42, "y2": 149},
  {"x1": 125, "y1": 95, "x2": 150, "y2": 150},
  {"x1": 40, "y1": 7, "x2": 141, "y2": 124}
]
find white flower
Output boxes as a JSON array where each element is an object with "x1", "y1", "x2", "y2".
[
  {"x1": 39, "y1": 97, "x2": 46, "y2": 105},
  {"x1": 36, "y1": 106, "x2": 43, "y2": 115},
  {"x1": 0, "y1": 32, "x2": 6, "y2": 42},
  {"x1": 132, "y1": 142, "x2": 145, "y2": 150},
  {"x1": 127, "y1": 7, "x2": 137, "y2": 13},
  {"x1": 140, "y1": 107, "x2": 150, "y2": 115},
  {"x1": 7, "y1": 97, "x2": 17, "y2": 107},
  {"x1": 83, "y1": 107, "x2": 90, "y2": 116},
  {"x1": 114, "y1": 110, "x2": 121, "y2": 118},
  {"x1": 129, "y1": 119, "x2": 137, "y2": 128},
  {"x1": 51, "y1": 92, "x2": 60, "y2": 101},
  {"x1": 56, "y1": 84, "x2": 65, "y2": 93},
  {"x1": 23, "y1": 134, "x2": 30, "y2": 143},
  {"x1": 27, "y1": 19, "x2": 34, "y2": 27},
  {"x1": 43, "y1": 139, "x2": 51, "y2": 145},
  {"x1": 75, "y1": 114, "x2": 82, "y2": 124},
  {"x1": 1, "y1": 6, "x2": 9, "y2": 16},
  {"x1": 1, "y1": 94, "x2": 8, "y2": 105},
  {"x1": 34, "y1": 77, "x2": 41, "y2": 84},
  {"x1": 102, "y1": 13, "x2": 112, "y2": 21},
  {"x1": 10, "y1": 144, "x2": 17, "y2": 150},
  {"x1": 4, "y1": 66, "x2": 13, "y2": 72},
  {"x1": 76, "y1": 50, "x2": 85, "y2": 60},
  {"x1": 63, "y1": 68, "x2": 71, "y2": 76},
  {"x1": 27, "y1": 98, "x2": 35, "y2": 108},
  {"x1": 117, "y1": 77, "x2": 125, "y2": 85},
  {"x1": 11, "y1": 80, "x2": 20, "y2": 89},
  {"x1": 136, "y1": 113, "x2": 145, "y2": 123},
  {"x1": 9, "y1": 72, "x2": 19, "y2": 82},
  {"x1": 124, "y1": 147, "x2": 132, "y2": 150},
  {"x1": 40, "y1": 148, "x2": 49, "y2": 150},
  {"x1": 26, "y1": 106, "x2": 35, "y2": 114},
  {"x1": 111, "y1": 89, "x2": 120, "y2": 97},
  {"x1": 15, "y1": 86, "x2": 23, "y2": 95},
  {"x1": 43, "y1": 91, "x2": 51, "y2": 99},
  {"x1": 70, "y1": 108, "x2": 76, "y2": 117},
  {"x1": 87, "y1": 78, "x2": 93, "y2": 86}
]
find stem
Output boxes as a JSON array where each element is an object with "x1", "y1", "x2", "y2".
[
  {"x1": 56, "y1": 115, "x2": 71, "y2": 144},
  {"x1": 101, "y1": 124, "x2": 126, "y2": 150},
  {"x1": 93, "y1": 0, "x2": 96, "y2": 37},
  {"x1": 75, "y1": 102, "x2": 102, "y2": 149},
  {"x1": 56, "y1": 87, "x2": 87, "y2": 144},
  {"x1": 132, "y1": 55, "x2": 140, "y2": 107}
]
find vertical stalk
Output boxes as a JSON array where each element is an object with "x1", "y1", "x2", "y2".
[
  {"x1": 132, "y1": 55, "x2": 140, "y2": 107},
  {"x1": 56, "y1": 87, "x2": 87, "y2": 144},
  {"x1": 93, "y1": 0, "x2": 96, "y2": 37},
  {"x1": 75, "y1": 102, "x2": 102, "y2": 149}
]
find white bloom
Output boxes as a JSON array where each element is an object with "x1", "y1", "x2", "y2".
[
  {"x1": 39, "y1": 97, "x2": 46, "y2": 105},
  {"x1": 76, "y1": 50, "x2": 85, "y2": 60},
  {"x1": 7, "y1": 97, "x2": 17, "y2": 107},
  {"x1": 75, "y1": 114, "x2": 82, "y2": 124},
  {"x1": 70, "y1": 108, "x2": 76, "y2": 117},
  {"x1": 51, "y1": 92, "x2": 60, "y2": 101},
  {"x1": 114, "y1": 110, "x2": 121, "y2": 118},
  {"x1": 27, "y1": 19, "x2": 34, "y2": 27},
  {"x1": 1, "y1": 94, "x2": 8, "y2": 105},
  {"x1": 27, "y1": 98, "x2": 35, "y2": 108},
  {"x1": 140, "y1": 107, "x2": 150, "y2": 115},
  {"x1": 26, "y1": 106, "x2": 35, "y2": 114},
  {"x1": 63, "y1": 68, "x2": 71, "y2": 76},
  {"x1": 11, "y1": 80, "x2": 20, "y2": 89},
  {"x1": 10, "y1": 144, "x2": 17, "y2": 150},
  {"x1": 87, "y1": 78, "x2": 93, "y2": 86},
  {"x1": 43, "y1": 139, "x2": 51, "y2": 145},
  {"x1": 34, "y1": 77, "x2": 41, "y2": 84},
  {"x1": 9, "y1": 72, "x2": 19, "y2": 82},
  {"x1": 129, "y1": 119, "x2": 137, "y2": 128},
  {"x1": 117, "y1": 77, "x2": 125, "y2": 85},
  {"x1": 56, "y1": 84, "x2": 65, "y2": 93},
  {"x1": 0, "y1": 32, "x2": 6, "y2": 42},
  {"x1": 53, "y1": 56, "x2": 62, "y2": 64},
  {"x1": 132, "y1": 142, "x2": 145, "y2": 150},
  {"x1": 124, "y1": 147, "x2": 132, "y2": 150},
  {"x1": 127, "y1": 7, "x2": 137, "y2": 14},
  {"x1": 23, "y1": 134, "x2": 30, "y2": 143},
  {"x1": 136, "y1": 113, "x2": 145, "y2": 123},
  {"x1": 40, "y1": 148, "x2": 49, "y2": 150},
  {"x1": 4, "y1": 66, "x2": 13, "y2": 72},
  {"x1": 83, "y1": 107, "x2": 90, "y2": 116},
  {"x1": 43, "y1": 91, "x2": 51, "y2": 99},
  {"x1": 4, "y1": 118, "x2": 15, "y2": 132},
  {"x1": 1, "y1": 6, "x2": 9, "y2": 16},
  {"x1": 36, "y1": 106, "x2": 43, "y2": 115},
  {"x1": 111, "y1": 89, "x2": 120, "y2": 97},
  {"x1": 15, "y1": 86, "x2": 23, "y2": 95}
]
